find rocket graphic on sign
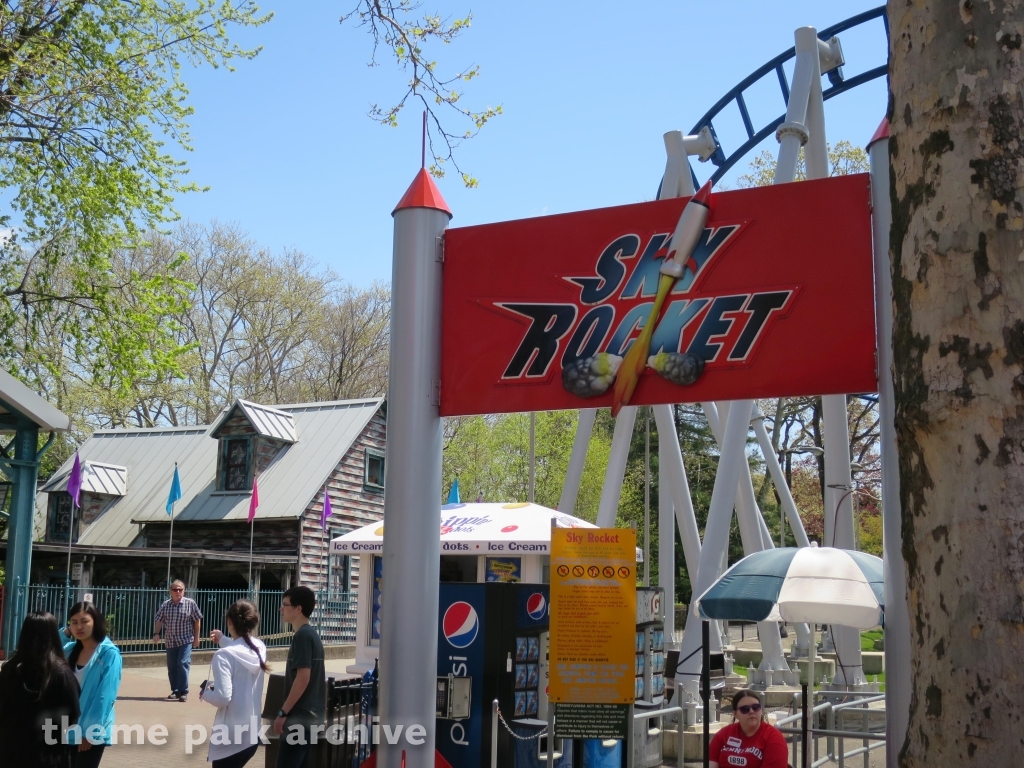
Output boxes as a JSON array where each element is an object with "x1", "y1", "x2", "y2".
[
  {"x1": 557, "y1": 182, "x2": 716, "y2": 415},
  {"x1": 609, "y1": 180, "x2": 714, "y2": 415},
  {"x1": 559, "y1": 181, "x2": 721, "y2": 410}
]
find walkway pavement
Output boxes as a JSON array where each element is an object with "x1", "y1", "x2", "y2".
[{"x1": 101, "y1": 657, "x2": 357, "y2": 768}]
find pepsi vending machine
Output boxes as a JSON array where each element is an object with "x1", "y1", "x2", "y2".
[{"x1": 436, "y1": 583, "x2": 571, "y2": 768}]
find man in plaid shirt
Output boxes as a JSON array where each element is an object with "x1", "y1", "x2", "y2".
[{"x1": 152, "y1": 579, "x2": 202, "y2": 701}]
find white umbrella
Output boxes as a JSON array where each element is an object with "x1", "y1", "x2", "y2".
[{"x1": 694, "y1": 544, "x2": 883, "y2": 629}]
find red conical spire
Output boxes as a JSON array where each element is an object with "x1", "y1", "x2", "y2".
[
  {"x1": 867, "y1": 118, "x2": 889, "y2": 148},
  {"x1": 393, "y1": 168, "x2": 452, "y2": 217}
]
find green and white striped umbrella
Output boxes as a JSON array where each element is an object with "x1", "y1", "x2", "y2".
[{"x1": 695, "y1": 545, "x2": 884, "y2": 629}]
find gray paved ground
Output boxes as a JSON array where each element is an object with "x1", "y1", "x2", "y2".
[{"x1": 100, "y1": 657, "x2": 357, "y2": 768}]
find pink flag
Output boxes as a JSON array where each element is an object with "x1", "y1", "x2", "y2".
[
  {"x1": 320, "y1": 489, "x2": 332, "y2": 531},
  {"x1": 248, "y1": 476, "x2": 259, "y2": 523}
]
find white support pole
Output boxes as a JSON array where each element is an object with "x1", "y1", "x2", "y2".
[
  {"x1": 665, "y1": 131, "x2": 698, "y2": 197},
  {"x1": 704, "y1": 401, "x2": 787, "y2": 670},
  {"x1": 650, "y1": 130, "x2": 703, "y2": 641},
  {"x1": 773, "y1": 25, "x2": 863, "y2": 680},
  {"x1": 675, "y1": 400, "x2": 754, "y2": 685},
  {"x1": 750, "y1": 410, "x2": 811, "y2": 548},
  {"x1": 378, "y1": 173, "x2": 450, "y2": 768},
  {"x1": 750, "y1": 408, "x2": 812, "y2": 654},
  {"x1": 792, "y1": 23, "x2": 863, "y2": 686},
  {"x1": 658, "y1": 436, "x2": 676, "y2": 640},
  {"x1": 559, "y1": 409, "x2": 596, "y2": 514},
  {"x1": 652, "y1": 405, "x2": 701, "y2": 577},
  {"x1": 822, "y1": 395, "x2": 862, "y2": 683},
  {"x1": 869, "y1": 120, "x2": 909, "y2": 768},
  {"x1": 596, "y1": 406, "x2": 637, "y2": 527},
  {"x1": 774, "y1": 35, "x2": 815, "y2": 183}
]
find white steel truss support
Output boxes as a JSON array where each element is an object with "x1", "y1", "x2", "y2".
[
  {"x1": 652, "y1": 405, "x2": 702, "y2": 578},
  {"x1": 559, "y1": 408, "x2": 597, "y2": 515},
  {"x1": 675, "y1": 400, "x2": 754, "y2": 684},
  {"x1": 705, "y1": 401, "x2": 788, "y2": 672},
  {"x1": 773, "y1": 25, "x2": 862, "y2": 684},
  {"x1": 596, "y1": 406, "x2": 638, "y2": 527},
  {"x1": 658, "y1": 435, "x2": 677, "y2": 639},
  {"x1": 750, "y1": 407, "x2": 813, "y2": 653},
  {"x1": 750, "y1": 408, "x2": 811, "y2": 548}
]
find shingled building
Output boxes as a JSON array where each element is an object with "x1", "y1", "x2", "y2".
[{"x1": 28, "y1": 398, "x2": 387, "y2": 591}]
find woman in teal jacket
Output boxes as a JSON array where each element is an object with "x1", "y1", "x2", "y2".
[{"x1": 64, "y1": 602, "x2": 122, "y2": 768}]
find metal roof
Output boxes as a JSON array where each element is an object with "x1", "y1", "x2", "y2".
[
  {"x1": 209, "y1": 399, "x2": 298, "y2": 443},
  {"x1": 0, "y1": 368, "x2": 70, "y2": 433},
  {"x1": 40, "y1": 461, "x2": 127, "y2": 496},
  {"x1": 36, "y1": 399, "x2": 384, "y2": 547}
]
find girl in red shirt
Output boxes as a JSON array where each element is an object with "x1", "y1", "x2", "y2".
[{"x1": 709, "y1": 689, "x2": 790, "y2": 768}]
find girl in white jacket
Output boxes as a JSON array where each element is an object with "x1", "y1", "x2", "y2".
[{"x1": 204, "y1": 600, "x2": 270, "y2": 767}]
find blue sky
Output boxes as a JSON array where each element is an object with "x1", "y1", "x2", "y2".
[{"x1": 171, "y1": 0, "x2": 889, "y2": 288}]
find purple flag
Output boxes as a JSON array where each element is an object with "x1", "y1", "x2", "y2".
[
  {"x1": 321, "y1": 489, "x2": 332, "y2": 531},
  {"x1": 67, "y1": 452, "x2": 83, "y2": 509}
]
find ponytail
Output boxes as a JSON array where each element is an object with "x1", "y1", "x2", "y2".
[
  {"x1": 241, "y1": 633, "x2": 270, "y2": 672},
  {"x1": 225, "y1": 599, "x2": 271, "y2": 672}
]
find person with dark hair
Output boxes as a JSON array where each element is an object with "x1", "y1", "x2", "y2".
[
  {"x1": 63, "y1": 602, "x2": 122, "y2": 768},
  {"x1": 274, "y1": 586, "x2": 325, "y2": 768},
  {"x1": 203, "y1": 600, "x2": 270, "y2": 768},
  {"x1": 708, "y1": 689, "x2": 788, "y2": 768},
  {"x1": 0, "y1": 612, "x2": 80, "y2": 768}
]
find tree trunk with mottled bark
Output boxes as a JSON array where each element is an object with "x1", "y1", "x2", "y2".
[{"x1": 889, "y1": 1, "x2": 1024, "y2": 764}]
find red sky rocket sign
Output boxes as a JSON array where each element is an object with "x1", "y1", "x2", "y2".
[{"x1": 440, "y1": 174, "x2": 877, "y2": 417}]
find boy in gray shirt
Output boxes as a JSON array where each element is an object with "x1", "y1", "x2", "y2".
[{"x1": 274, "y1": 586, "x2": 325, "y2": 768}]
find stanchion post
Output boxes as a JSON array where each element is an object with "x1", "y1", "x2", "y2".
[
  {"x1": 802, "y1": 683, "x2": 809, "y2": 768},
  {"x1": 702, "y1": 619, "x2": 710, "y2": 768},
  {"x1": 547, "y1": 701, "x2": 555, "y2": 768},
  {"x1": 491, "y1": 700, "x2": 499, "y2": 768}
]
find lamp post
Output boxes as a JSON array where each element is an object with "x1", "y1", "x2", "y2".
[{"x1": 777, "y1": 445, "x2": 823, "y2": 546}]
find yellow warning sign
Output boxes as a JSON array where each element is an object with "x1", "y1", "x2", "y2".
[{"x1": 549, "y1": 528, "x2": 636, "y2": 704}]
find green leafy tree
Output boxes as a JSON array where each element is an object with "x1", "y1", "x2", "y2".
[
  {"x1": 0, "y1": 0, "x2": 271, "y2": 392},
  {"x1": 737, "y1": 140, "x2": 869, "y2": 188},
  {"x1": 442, "y1": 411, "x2": 610, "y2": 519}
]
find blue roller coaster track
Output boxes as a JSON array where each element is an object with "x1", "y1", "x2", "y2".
[{"x1": 683, "y1": 5, "x2": 889, "y2": 188}]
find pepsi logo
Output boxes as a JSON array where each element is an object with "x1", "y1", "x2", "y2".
[
  {"x1": 526, "y1": 593, "x2": 547, "y2": 620},
  {"x1": 443, "y1": 602, "x2": 479, "y2": 648}
]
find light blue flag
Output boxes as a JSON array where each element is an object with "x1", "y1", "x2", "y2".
[
  {"x1": 166, "y1": 465, "x2": 182, "y2": 515},
  {"x1": 447, "y1": 477, "x2": 461, "y2": 505}
]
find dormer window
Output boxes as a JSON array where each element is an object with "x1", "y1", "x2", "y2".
[
  {"x1": 222, "y1": 437, "x2": 251, "y2": 491},
  {"x1": 210, "y1": 400, "x2": 297, "y2": 492}
]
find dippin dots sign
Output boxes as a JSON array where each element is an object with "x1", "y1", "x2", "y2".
[{"x1": 440, "y1": 174, "x2": 876, "y2": 417}]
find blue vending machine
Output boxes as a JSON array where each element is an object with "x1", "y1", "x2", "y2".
[{"x1": 436, "y1": 583, "x2": 572, "y2": 768}]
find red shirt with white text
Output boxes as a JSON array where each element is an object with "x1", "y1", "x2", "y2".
[{"x1": 708, "y1": 721, "x2": 789, "y2": 768}]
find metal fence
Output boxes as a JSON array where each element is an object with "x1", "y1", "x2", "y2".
[
  {"x1": 15, "y1": 584, "x2": 357, "y2": 654},
  {"x1": 316, "y1": 672, "x2": 379, "y2": 768}
]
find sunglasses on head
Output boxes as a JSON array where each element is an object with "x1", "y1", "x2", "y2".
[{"x1": 737, "y1": 702, "x2": 762, "y2": 715}]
